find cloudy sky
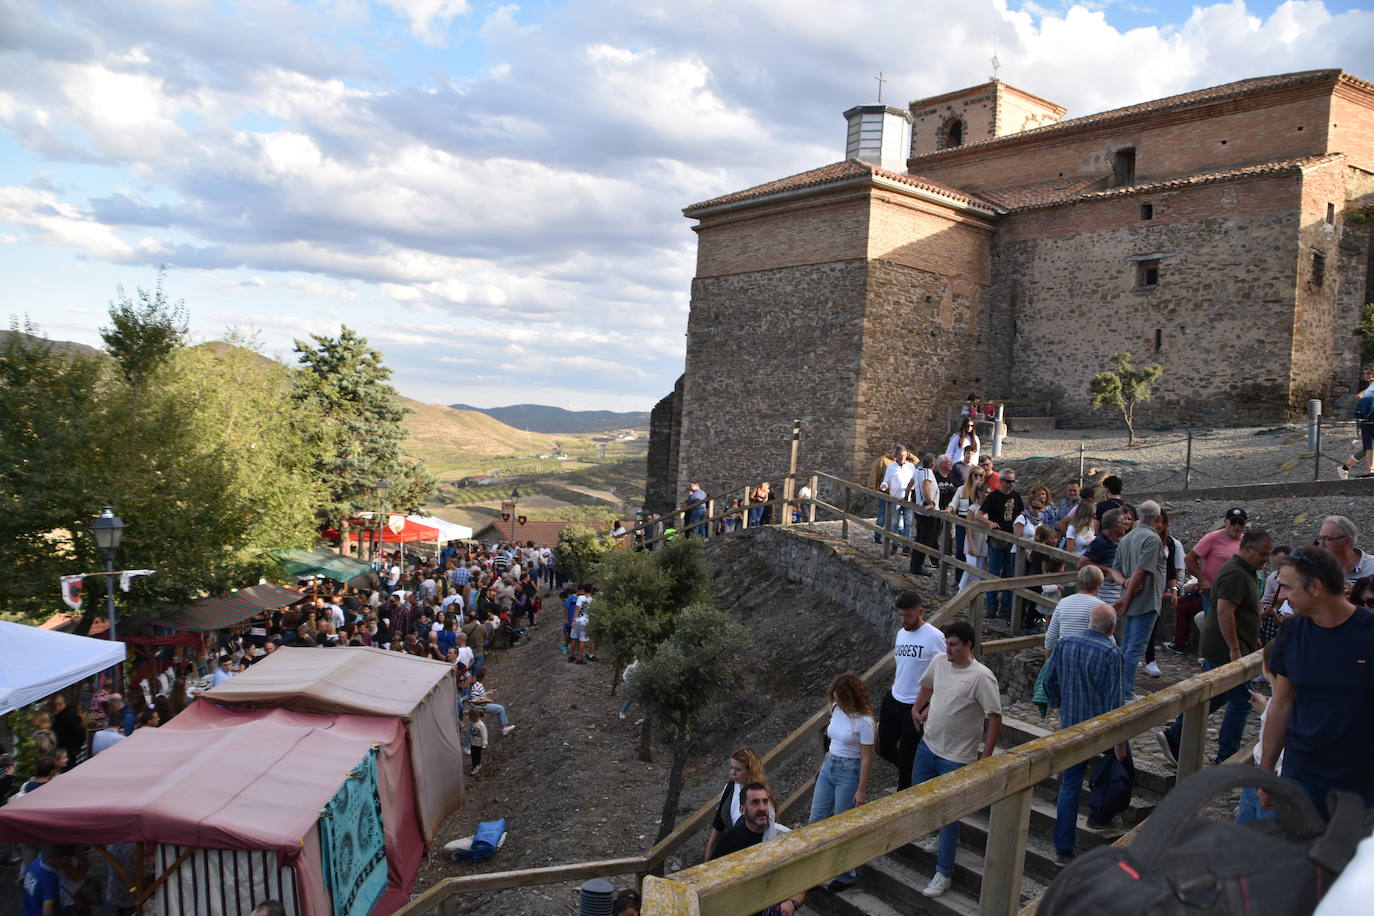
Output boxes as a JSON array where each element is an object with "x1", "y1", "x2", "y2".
[{"x1": 3, "y1": 0, "x2": 1373, "y2": 410}]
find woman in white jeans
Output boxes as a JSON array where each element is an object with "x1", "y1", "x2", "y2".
[
  {"x1": 959, "y1": 481, "x2": 991, "y2": 591},
  {"x1": 809, "y1": 673, "x2": 874, "y2": 892}
]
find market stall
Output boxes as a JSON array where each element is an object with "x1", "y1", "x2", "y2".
[
  {"x1": 0, "y1": 621, "x2": 126, "y2": 716},
  {"x1": 0, "y1": 702, "x2": 425, "y2": 915},
  {"x1": 202, "y1": 646, "x2": 464, "y2": 842}
]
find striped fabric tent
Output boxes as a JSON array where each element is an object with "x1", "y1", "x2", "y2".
[{"x1": 153, "y1": 583, "x2": 304, "y2": 632}]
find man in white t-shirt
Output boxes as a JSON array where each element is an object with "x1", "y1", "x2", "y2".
[
  {"x1": 880, "y1": 446, "x2": 917, "y2": 542},
  {"x1": 879, "y1": 592, "x2": 946, "y2": 790},
  {"x1": 912, "y1": 620, "x2": 1003, "y2": 899},
  {"x1": 455, "y1": 631, "x2": 475, "y2": 670}
]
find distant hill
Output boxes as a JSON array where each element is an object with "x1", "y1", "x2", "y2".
[
  {"x1": 401, "y1": 398, "x2": 570, "y2": 479},
  {"x1": 0, "y1": 330, "x2": 103, "y2": 357},
  {"x1": 449, "y1": 403, "x2": 651, "y2": 433}
]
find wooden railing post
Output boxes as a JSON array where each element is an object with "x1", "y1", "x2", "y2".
[
  {"x1": 740, "y1": 487, "x2": 750, "y2": 530},
  {"x1": 781, "y1": 473, "x2": 794, "y2": 527},
  {"x1": 1176, "y1": 700, "x2": 1209, "y2": 783},
  {"x1": 883, "y1": 494, "x2": 896, "y2": 558},
  {"x1": 937, "y1": 518, "x2": 952, "y2": 595},
  {"x1": 1010, "y1": 547, "x2": 1027, "y2": 635},
  {"x1": 705, "y1": 498, "x2": 715, "y2": 539},
  {"x1": 980, "y1": 786, "x2": 1033, "y2": 916},
  {"x1": 808, "y1": 474, "x2": 818, "y2": 523}
]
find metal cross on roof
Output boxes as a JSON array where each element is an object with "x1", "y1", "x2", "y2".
[
  {"x1": 875, "y1": 71, "x2": 887, "y2": 103},
  {"x1": 990, "y1": 36, "x2": 1001, "y2": 81}
]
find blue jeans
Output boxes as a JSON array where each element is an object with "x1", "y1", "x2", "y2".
[
  {"x1": 1235, "y1": 786, "x2": 1277, "y2": 824},
  {"x1": 912, "y1": 740, "x2": 966, "y2": 876},
  {"x1": 1164, "y1": 658, "x2": 1250, "y2": 763},
  {"x1": 688, "y1": 506, "x2": 707, "y2": 536},
  {"x1": 810, "y1": 753, "x2": 862, "y2": 883},
  {"x1": 1054, "y1": 759, "x2": 1089, "y2": 855},
  {"x1": 892, "y1": 505, "x2": 912, "y2": 541},
  {"x1": 472, "y1": 652, "x2": 485, "y2": 672},
  {"x1": 874, "y1": 499, "x2": 887, "y2": 542},
  {"x1": 986, "y1": 543, "x2": 1012, "y2": 617},
  {"x1": 481, "y1": 702, "x2": 510, "y2": 727},
  {"x1": 1119, "y1": 612, "x2": 1158, "y2": 704}
]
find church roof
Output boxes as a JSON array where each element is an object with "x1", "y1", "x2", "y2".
[
  {"x1": 684, "y1": 159, "x2": 996, "y2": 215},
  {"x1": 993, "y1": 153, "x2": 1346, "y2": 212},
  {"x1": 910, "y1": 69, "x2": 1357, "y2": 161}
]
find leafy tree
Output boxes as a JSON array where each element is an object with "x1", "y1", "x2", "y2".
[
  {"x1": 1089, "y1": 351, "x2": 1163, "y2": 447},
  {"x1": 553, "y1": 523, "x2": 612, "y2": 585},
  {"x1": 627, "y1": 603, "x2": 746, "y2": 841},
  {"x1": 292, "y1": 326, "x2": 434, "y2": 542},
  {"x1": 100, "y1": 267, "x2": 188, "y2": 386},
  {"x1": 0, "y1": 317, "x2": 320, "y2": 625}
]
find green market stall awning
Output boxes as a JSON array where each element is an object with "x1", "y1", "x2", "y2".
[
  {"x1": 154, "y1": 584, "x2": 305, "y2": 632},
  {"x1": 271, "y1": 548, "x2": 373, "y2": 584}
]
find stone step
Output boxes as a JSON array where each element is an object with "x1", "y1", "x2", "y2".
[
  {"x1": 1006, "y1": 416, "x2": 1056, "y2": 431},
  {"x1": 998, "y1": 715, "x2": 1176, "y2": 797},
  {"x1": 810, "y1": 881, "x2": 977, "y2": 916}
]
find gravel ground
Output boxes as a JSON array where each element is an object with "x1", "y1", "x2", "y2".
[{"x1": 998, "y1": 421, "x2": 1357, "y2": 492}]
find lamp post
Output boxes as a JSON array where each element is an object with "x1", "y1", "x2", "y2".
[
  {"x1": 372, "y1": 477, "x2": 391, "y2": 565},
  {"x1": 509, "y1": 488, "x2": 520, "y2": 543},
  {"x1": 90, "y1": 506, "x2": 126, "y2": 687}
]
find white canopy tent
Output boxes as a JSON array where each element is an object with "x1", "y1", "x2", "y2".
[
  {"x1": 405, "y1": 514, "x2": 473, "y2": 542},
  {"x1": 0, "y1": 621, "x2": 125, "y2": 715}
]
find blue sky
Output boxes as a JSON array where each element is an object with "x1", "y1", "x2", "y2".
[{"x1": 3, "y1": 0, "x2": 1373, "y2": 410}]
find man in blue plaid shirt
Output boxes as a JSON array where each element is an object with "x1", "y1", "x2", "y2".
[{"x1": 1043, "y1": 604, "x2": 1127, "y2": 862}]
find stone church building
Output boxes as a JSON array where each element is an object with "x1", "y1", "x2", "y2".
[{"x1": 645, "y1": 69, "x2": 1374, "y2": 512}]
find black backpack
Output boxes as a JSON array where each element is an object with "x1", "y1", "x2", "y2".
[{"x1": 1039, "y1": 767, "x2": 1371, "y2": 915}]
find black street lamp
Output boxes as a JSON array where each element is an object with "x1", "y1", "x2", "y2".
[
  {"x1": 89, "y1": 506, "x2": 126, "y2": 646},
  {"x1": 509, "y1": 488, "x2": 520, "y2": 543},
  {"x1": 372, "y1": 477, "x2": 391, "y2": 564}
]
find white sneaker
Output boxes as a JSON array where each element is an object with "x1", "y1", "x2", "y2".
[
  {"x1": 1338, "y1": 465, "x2": 1350, "y2": 480},
  {"x1": 1145, "y1": 661, "x2": 1162, "y2": 678},
  {"x1": 922, "y1": 873, "x2": 951, "y2": 898},
  {"x1": 917, "y1": 835, "x2": 940, "y2": 853},
  {"x1": 501, "y1": 725, "x2": 516, "y2": 736}
]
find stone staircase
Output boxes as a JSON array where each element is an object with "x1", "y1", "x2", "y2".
[{"x1": 808, "y1": 715, "x2": 1173, "y2": 916}]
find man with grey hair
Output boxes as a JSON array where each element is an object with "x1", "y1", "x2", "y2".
[
  {"x1": 1317, "y1": 515, "x2": 1374, "y2": 583},
  {"x1": 1043, "y1": 603, "x2": 1128, "y2": 861},
  {"x1": 1113, "y1": 499, "x2": 1167, "y2": 704}
]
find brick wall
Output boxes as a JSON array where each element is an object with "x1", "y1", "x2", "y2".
[
  {"x1": 994, "y1": 172, "x2": 1304, "y2": 425},
  {"x1": 645, "y1": 376, "x2": 684, "y2": 514},
  {"x1": 912, "y1": 89, "x2": 1335, "y2": 194},
  {"x1": 1331, "y1": 86, "x2": 1374, "y2": 171},
  {"x1": 911, "y1": 86, "x2": 997, "y2": 157},
  {"x1": 675, "y1": 260, "x2": 869, "y2": 497},
  {"x1": 693, "y1": 191, "x2": 869, "y2": 278}
]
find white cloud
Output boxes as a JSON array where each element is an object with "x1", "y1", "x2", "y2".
[
  {"x1": 380, "y1": 0, "x2": 471, "y2": 44},
  {"x1": 2, "y1": 0, "x2": 1373, "y2": 409}
]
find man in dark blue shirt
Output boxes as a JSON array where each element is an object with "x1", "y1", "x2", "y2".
[
  {"x1": 1044, "y1": 605, "x2": 1127, "y2": 861},
  {"x1": 1262, "y1": 545, "x2": 1374, "y2": 817}
]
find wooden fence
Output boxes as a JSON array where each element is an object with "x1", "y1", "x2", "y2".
[{"x1": 397, "y1": 471, "x2": 1241, "y2": 916}]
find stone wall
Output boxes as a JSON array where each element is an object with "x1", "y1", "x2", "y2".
[
  {"x1": 676, "y1": 260, "x2": 869, "y2": 497},
  {"x1": 644, "y1": 376, "x2": 683, "y2": 515},
  {"x1": 991, "y1": 171, "x2": 1305, "y2": 425}
]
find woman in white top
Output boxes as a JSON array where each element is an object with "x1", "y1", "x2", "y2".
[
  {"x1": 704, "y1": 746, "x2": 773, "y2": 860},
  {"x1": 1063, "y1": 499, "x2": 1097, "y2": 556},
  {"x1": 945, "y1": 417, "x2": 980, "y2": 466},
  {"x1": 809, "y1": 673, "x2": 875, "y2": 890},
  {"x1": 960, "y1": 481, "x2": 991, "y2": 590}
]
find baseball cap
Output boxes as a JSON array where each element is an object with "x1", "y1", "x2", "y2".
[{"x1": 1225, "y1": 507, "x2": 1248, "y2": 523}]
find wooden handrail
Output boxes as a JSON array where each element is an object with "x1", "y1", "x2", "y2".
[{"x1": 642, "y1": 651, "x2": 1263, "y2": 915}]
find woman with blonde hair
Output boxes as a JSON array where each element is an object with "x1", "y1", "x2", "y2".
[
  {"x1": 1064, "y1": 499, "x2": 1097, "y2": 556},
  {"x1": 809, "y1": 672, "x2": 875, "y2": 891},
  {"x1": 960, "y1": 481, "x2": 991, "y2": 590},
  {"x1": 704, "y1": 747, "x2": 774, "y2": 860}
]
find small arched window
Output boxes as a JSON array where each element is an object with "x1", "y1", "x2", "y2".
[{"x1": 942, "y1": 117, "x2": 964, "y2": 149}]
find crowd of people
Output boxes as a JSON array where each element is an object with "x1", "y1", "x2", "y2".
[
  {"x1": 8, "y1": 537, "x2": 574, "y2": 912},
  {"x1": 699, "y1": 444, "x2": 1373, "y2": 907}
]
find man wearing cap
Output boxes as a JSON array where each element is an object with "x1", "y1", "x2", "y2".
[
  {"x1": 1186, "y1": 508, "x2": 1248, "y2": 617},
  {"x1": 1159, "y1": 528, "x2": 1273, "y2": 767}
]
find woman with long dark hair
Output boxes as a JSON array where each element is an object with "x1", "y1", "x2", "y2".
[{"x1": 945, "y1": 417, "x2": 980, "y2": 466}]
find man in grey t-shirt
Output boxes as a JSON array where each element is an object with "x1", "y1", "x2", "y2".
[{"x1": 1113, "y1": 500, "x2": 1168, "y2": 704}]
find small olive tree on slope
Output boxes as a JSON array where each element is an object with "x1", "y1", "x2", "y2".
[
  {"x1": 627, "y1": 602, "x2": 746, "y2": 842},
  {"x1": 1089, "y1": 351, "x2": 1163, "y2": 446},
  {"x1": 553, "y1": 523, "x2": 612, "y2": 584}
]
